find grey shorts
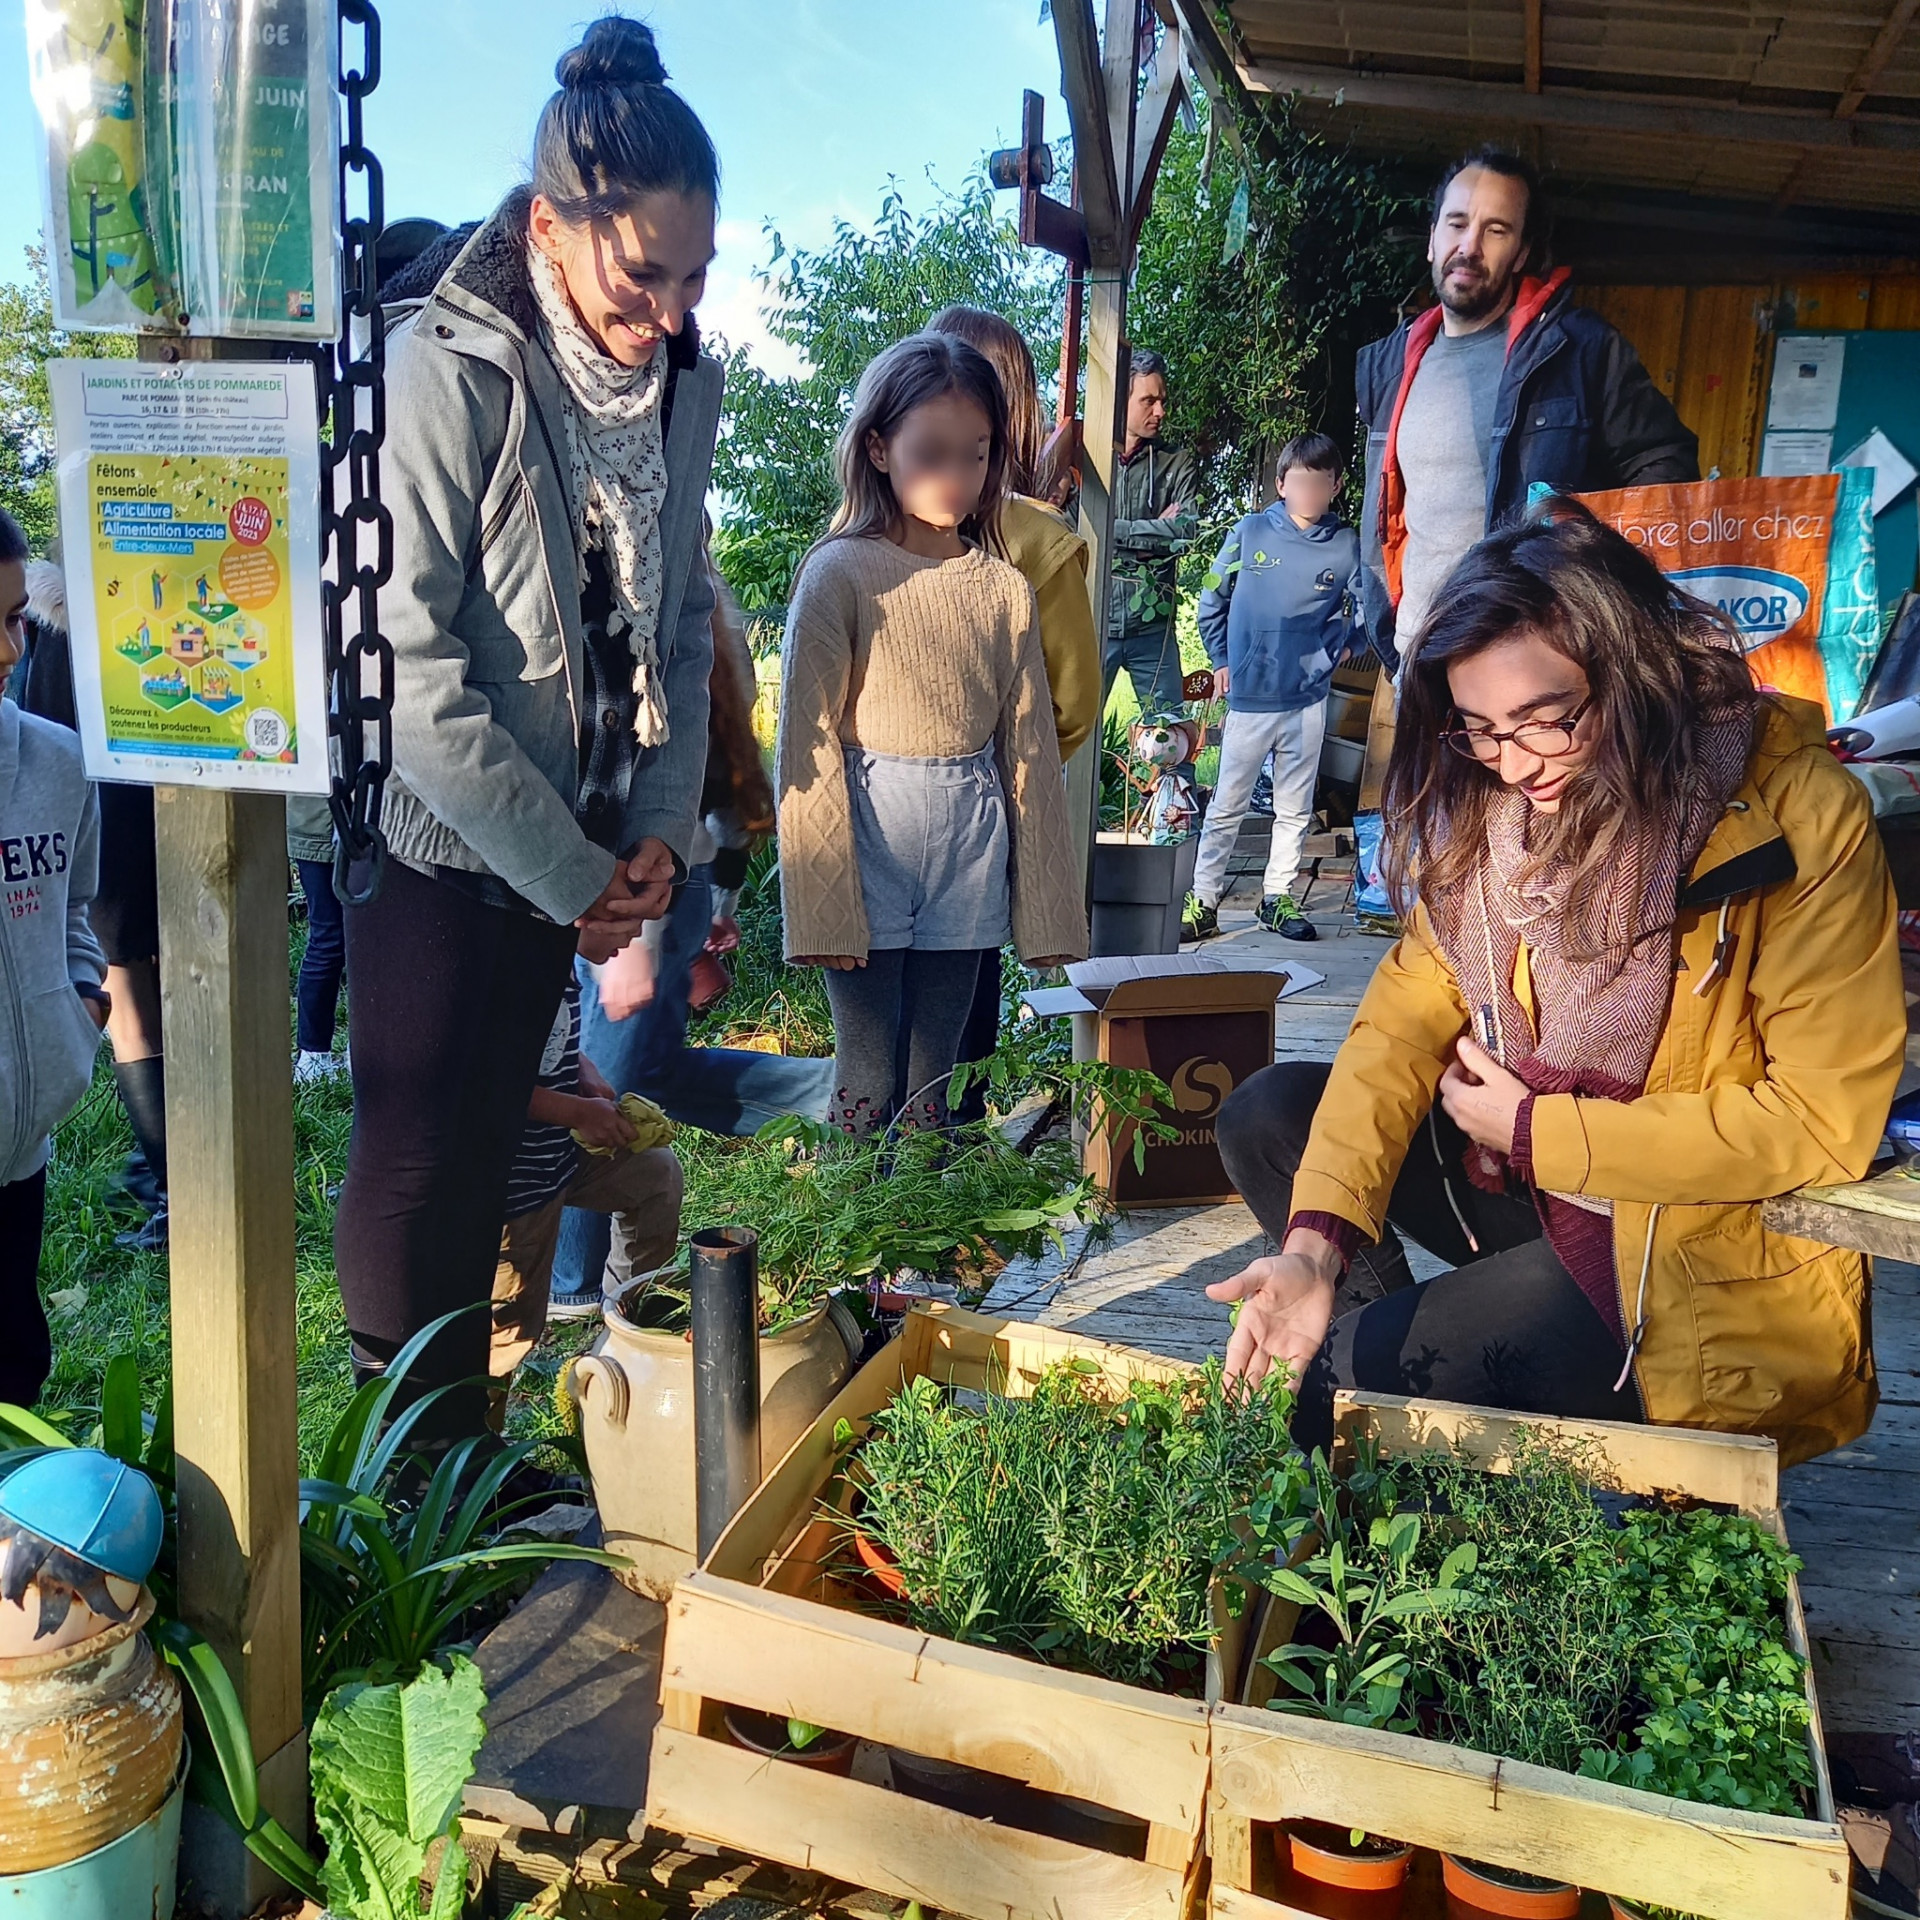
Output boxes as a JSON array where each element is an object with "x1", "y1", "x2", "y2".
[{"x1": 848, "y1": 744, "x2": 1012, "y2": 951}]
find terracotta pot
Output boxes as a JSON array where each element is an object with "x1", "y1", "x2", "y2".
[
  {"x1": 0, "y1": 1590, "x2": 182, "y2": 1873},
  {"x1": 572, "y1": 1287, "x2": 862, "y2": 1598},
  {"x1": 1285, "y1": 1822, "x2": 1414, "y2": 1891},
  {"x1": 723, "y1": 1705, "x2": 857, "y2": 1774},
  {"x1": 1441, "y1": 1853, "x2": 1581, "y2": 1918},
  {"x1": 851, "y1": 1524, "x2": 908, "y2": 1598}
]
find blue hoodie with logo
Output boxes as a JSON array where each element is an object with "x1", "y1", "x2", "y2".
[{"x1": 1197, "y1": 506, "x2": 1364, "y2": 714}]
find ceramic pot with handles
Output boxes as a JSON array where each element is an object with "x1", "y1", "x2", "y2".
[
  {"x1": 0, "y1": 1590, "x2": 182, "y2": 1875},
  {"x1": 570, "y1": 1278, "x2": 863, "y2": 1597}
]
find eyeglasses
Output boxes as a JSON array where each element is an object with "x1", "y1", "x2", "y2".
[{"x1": 1441, "y1": 695, "x2": 1594, "y2": 764}]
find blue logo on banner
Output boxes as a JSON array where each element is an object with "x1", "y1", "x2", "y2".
[{"x1": 1670, "y1": 565, "x2": 1810, "y2": 650}]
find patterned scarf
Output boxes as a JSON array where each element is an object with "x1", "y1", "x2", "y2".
[
  {"x1": 527, "y1": 241, "x2": 672, "y2": 747},
  {"x1": 1426, "y1": 699, "x2": 1757, "y2": 1199}
]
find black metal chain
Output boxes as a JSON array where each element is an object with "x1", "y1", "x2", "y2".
[{"x1": 321, "y1": 0, "x2": 394, "y2": 907}]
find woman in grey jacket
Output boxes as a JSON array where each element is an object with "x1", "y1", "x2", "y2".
[{"x1": 333, "y1": 16, "x2": 724, "y2": 1444}]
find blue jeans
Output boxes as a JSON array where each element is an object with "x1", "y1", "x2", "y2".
[
  {"x1": 551, "y1": 868, "x2": 837, "y2": 1298},
  {"x1": 295, "y1": 858, "x2": 346, "y2": 1051}
]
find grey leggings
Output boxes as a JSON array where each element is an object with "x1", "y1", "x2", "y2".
[{"x1": 824, "y1": 948, "x2": 988, "y2": 1136}]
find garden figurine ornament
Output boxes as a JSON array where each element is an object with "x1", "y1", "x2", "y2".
[
  {"x1": 0, "y1": 1449, "x2": 163, "y2": 1657},
  {"x1": 1123, "y1": 713, "x2": 1204, "y2": 844}
]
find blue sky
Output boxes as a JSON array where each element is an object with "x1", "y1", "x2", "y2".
[{"x1": 1, "y1": 1, "x2": 1073, "y2": 373}]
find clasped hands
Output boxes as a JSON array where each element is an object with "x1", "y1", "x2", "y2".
[
  {"x1": 575, "y1": 837, "x2": 675, "y2": 965},
  {"x1": 1206, "y1": 1036, "x2": 1529, "y2": 1388}
]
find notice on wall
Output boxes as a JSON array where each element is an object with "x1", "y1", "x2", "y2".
[
  {"x1": 1766, "y1": 333, "x2": 1847, "y2": 433},
  {"x1": 50, "y1": 359, "x2": 330, "y2": 793}
]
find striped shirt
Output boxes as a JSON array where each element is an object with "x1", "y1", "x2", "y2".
[{"x1": 504, "y1": 980, "x2": 581, "y2": 1219}]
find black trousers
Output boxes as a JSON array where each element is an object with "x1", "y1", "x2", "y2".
[
  {"x1": 295, "y1": 859, "x2": 346, "y2": 1053},
  {"x1": 0, "y1": 1168, "x2": 51, "y2": 1409},
  {"x1": 335, "y1": 860, "x2": 578, "y2": 1438},
  {"x1": 1215, "y1": 1062, "x2": 1642, "y2": 1450}
]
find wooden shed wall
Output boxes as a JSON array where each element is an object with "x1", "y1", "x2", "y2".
[{"x1": 1575, "y1": 272, "x2": 1920, "y2": 480}]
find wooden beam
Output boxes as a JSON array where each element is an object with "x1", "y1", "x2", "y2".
[
  {"x1": 1837, "y1": 0, "x2": 1920, "y2": 117},
  {"x1": 157, "y1": 784, "x2": 306, "y2": 1915},
  {"x1": 1103, "y1": 0, "x2": 1142, "y2": 265},
  {"x1": 1052, "y1": 0, "x2": 1124, "y2": 258},
  {"x1": 1237, "y1": 57, "x2": 1920, "y2": 151},
  {"x1": 1523, "y1": 0, "x2": 1543, "y2": 94},
  {"x1": 1127, "y1": 24, "x2": 1188, "y2": 252}
]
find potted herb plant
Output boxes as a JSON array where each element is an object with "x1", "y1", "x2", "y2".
[
  {"x1": 572, "y1": 1117, "x2": 1101, "y2": 1597},
  {"x1": 1249, "y1": 1452, "x2": 1477, "y2": 1896}
]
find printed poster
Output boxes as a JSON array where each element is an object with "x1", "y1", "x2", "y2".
[
  {"x1": 50, "y1": 358, "x2": 329, "y2": 792},
  {"x1": 1575, "y1": 472, "x2": 1880, "y2": 722}
]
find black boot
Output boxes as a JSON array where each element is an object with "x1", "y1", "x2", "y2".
[{"x1": 112, "y1": 1058, "x2": 169, "y2": 1249}]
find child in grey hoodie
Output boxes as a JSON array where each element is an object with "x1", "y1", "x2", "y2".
[{"x1": 0, "y1": 507, "x2": 108, "y2": 1408}]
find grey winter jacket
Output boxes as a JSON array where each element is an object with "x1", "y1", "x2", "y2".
[
  {"x1": 0, "y1": 699, "x2": 105, "y2": 1187},
  {"x1": 1107, "y1": 438, "x2": 1198, "y2": 640},
  {"x1": 374, "y1": 189, "x2": 723, "y2": 923}
]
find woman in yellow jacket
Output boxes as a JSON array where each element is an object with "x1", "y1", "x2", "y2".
[
  {"x1": 1211, "y1": 501, "x2": 1903, "y2": 1468},
  {"x1": 927, "y1": 306, "x2": 1102, "y2": 1111}
]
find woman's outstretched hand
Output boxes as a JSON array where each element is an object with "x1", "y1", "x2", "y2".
[
  {"x1": 1438, "y1": 1035, "x2": 1527, "y2": 1156},
  {"x1": 1206, "y1": 1228, "x2": 1342, "y2": 1390}
]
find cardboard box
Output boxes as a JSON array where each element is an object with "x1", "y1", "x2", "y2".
[{"x1": 1024, "y1": 954, "x2": 1323, "y2": 1207}]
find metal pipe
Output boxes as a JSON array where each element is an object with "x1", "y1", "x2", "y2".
[{"x1": 690, "y1": 1226, "x2": 761, "y2": 1561}]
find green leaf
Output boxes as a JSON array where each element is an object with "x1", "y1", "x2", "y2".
[
  {"x1": 0, "y1": 1402, "x2": 72, "y2": 1449},
  {"x1": 310, "y1": 1654, "x2": 489, "y2": 1920},
  {"x1": 100, "y1": 1352, "x2": 143, "y2": 1464},
  {"x1": 787, "y1": 1717, "x2": 825, "y2": 1751},
  {"x1": 1262, "y1": 1566, "x2": 1323, "y2": 1607}
]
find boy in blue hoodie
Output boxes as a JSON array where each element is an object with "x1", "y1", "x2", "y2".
[
  {"x1": 1184, "y1": 434, "x2": 1364, "y2": 943},
  {"x1": 0, "y1": 506, "x2": 109, "y2": 1408}
]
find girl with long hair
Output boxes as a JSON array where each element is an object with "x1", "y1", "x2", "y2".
[
  {"x1": 924, "y1": 305, "x2": 1101, "y2": 1116},
  {"x1": 776, "y1": 332, "x2": 1087, "y2": 1136},
  {"x1": 333, "y1": 16, "x2": 723, "y2": 1448},
  {"x1": 1210, "y1": 500, "x2": 1902, "y2": 1467}
]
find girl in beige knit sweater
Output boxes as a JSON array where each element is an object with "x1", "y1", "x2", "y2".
[{"x1": 777, "y1": 332, "x2": 1088, "y2": 1136}]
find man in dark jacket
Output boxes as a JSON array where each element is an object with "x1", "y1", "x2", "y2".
[
  {"x1": 1357, "y1": 147, "x2": 1697, "y2": 659},
  {"x1": 1104, "y1": 350, "x2": 1199, "y2": 719}
]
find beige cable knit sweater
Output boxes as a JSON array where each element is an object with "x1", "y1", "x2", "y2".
[{"x1": 776, "y1": 535, "x2": 1088, "y2": 964}]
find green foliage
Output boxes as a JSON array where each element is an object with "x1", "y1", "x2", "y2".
[
  {"x1": 710, "y1": 178, "x2": 1062, "y2": 609},
  {"x1": 1575, "y1": 1508, "x2": 1814, "y2": 1817},
  {"x1": 297, "y1": 1308, "x2": 625, "y2": 1719},
  {"x1": 1250, "y1": 1452, "x2": 1477, "y2": 1732},
  {"x1": 662, "y1": 1116, "x2": 1102, "y2": 1333},
  {"x1": 1392, "y1": 1440, "x2": 1641, "y2": 1774},
  {"x1": 1129, "y1": 105, "x2": 1420, "y2": 524},
  {"x1": 847, "y1": 1359, "x2": 1299, "y2": 1687},
  {"x1": 310, "y1": 1653, "x2": 487, "y2": 1920},
  {"x1": 0, "y1": 248, "x2": 136, "y2": 550}
]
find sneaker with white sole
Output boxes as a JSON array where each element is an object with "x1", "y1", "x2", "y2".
[
  {"x1": 1256, "y1": 892, "x2": 1317, "y2": 940},
  {"x1": 545, "y1": 1283, "x2": 608, "y2": 1323},
  {"x1": 294, "y1": 1049, "x2": 347, "y2": 1087}
]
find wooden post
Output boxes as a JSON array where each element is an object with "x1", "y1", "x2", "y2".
[
  {"x1": 140, "y1": 341, "x2": 306, "y2": 1917},
  {"x1": 1051, "y1": 0, "x2": 1186, "y2": 889}
]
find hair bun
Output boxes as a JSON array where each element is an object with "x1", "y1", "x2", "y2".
[{"x1": 556, "y1": 15, "x2": 666, "y2": 91}]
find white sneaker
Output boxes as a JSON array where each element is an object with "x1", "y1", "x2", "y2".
[{"x1": 294, "y1": 1049, "x2": 346, "y2": 1086}]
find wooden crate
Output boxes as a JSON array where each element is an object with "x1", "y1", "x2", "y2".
[
  {"x1": 645, "y1": 1304, "x2": 1255, "y2": 1920},
  {"x1": 1207, "y1": 1393, "x2": 1851, "y2": 1920}
]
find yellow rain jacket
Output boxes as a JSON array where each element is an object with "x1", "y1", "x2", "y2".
[{"x1": 1292, "y1": 698, "x2": 1904, "y2": 1466}]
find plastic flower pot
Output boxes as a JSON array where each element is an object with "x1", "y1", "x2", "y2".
[
  {"x1": 1285, "y1": 1821, "x2": 1415, "y2": 1892},
  {"x1": 722, "y1": 1705, "x2": 857, "y2": 1775},
  {"x1": 850, "y1": 1524, "x2": 909, "y2": 1599},
  {"x1": 1441, "y1": 1853, "x2": 1582, "y2": 1918}
]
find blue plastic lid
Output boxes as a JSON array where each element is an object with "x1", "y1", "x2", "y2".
[{"x1": 0, "y1": 1450, "x2": 163, "y2": 1586}]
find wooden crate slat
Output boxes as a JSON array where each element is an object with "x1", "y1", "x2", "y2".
[
  {"x1": 1333, "y1": 1389, "x2": 1780, "y2": 1511},
  {"x1": 1210, "y1": 1697, "x2": 1849, "y2": 1920},
  {"x1": 664, "y1": 1573, "x2": 1210, "y2": 1831},
  {"x1": 646, "y1": 1726, "x2": 1188, "y2": 1920},
  {"x1": 1207, "y1": 1887, "x2": 1318, "y2": 1920}
]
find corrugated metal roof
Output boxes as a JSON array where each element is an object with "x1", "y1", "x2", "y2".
[{"x1": 1205, "y1": 0, "x2": 1920, "y2": 220}]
